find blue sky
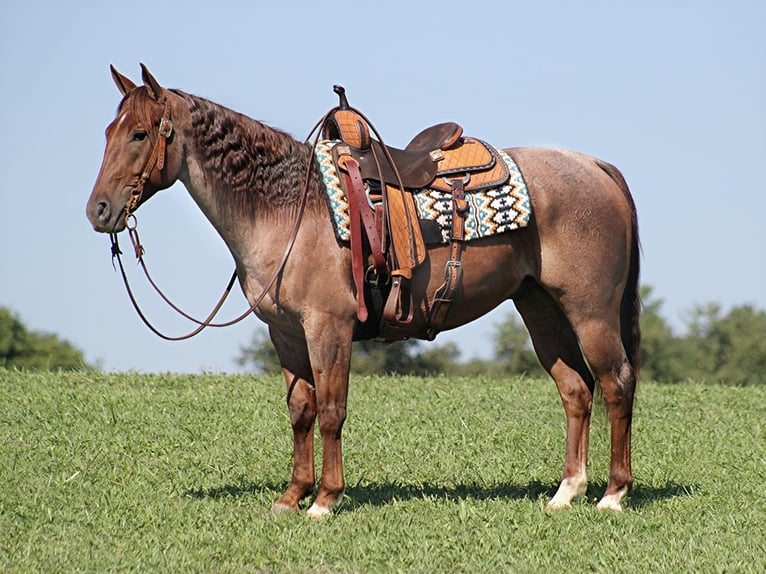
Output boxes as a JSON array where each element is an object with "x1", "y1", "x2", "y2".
[{"x1": 1, "y1": 1, "x2": 764, "y2": 372}]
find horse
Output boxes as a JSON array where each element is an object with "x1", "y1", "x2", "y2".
[{"x1": 87, "y1": 64, "x2": 640, "y2": 517}]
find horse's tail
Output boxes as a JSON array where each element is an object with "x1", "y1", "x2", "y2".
[{"x1": 597, "y1": 160, "x2": 641, "y2": 377}]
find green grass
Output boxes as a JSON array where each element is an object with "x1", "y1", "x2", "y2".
[{"x1": 1, "y1": 370, "x2": 765, "y2": 573}]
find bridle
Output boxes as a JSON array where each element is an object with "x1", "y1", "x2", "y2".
[{"x1": 107, "y1": 95, "x2": 336, "y2": 341}]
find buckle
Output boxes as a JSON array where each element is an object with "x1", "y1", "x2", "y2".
[
  {"x1": 158, "y1": 117, "x2": 173, "y2": 138},
  {"x1": 365, "y1": 265, "x2": 390, "y2": 288},
  {"x1": 442, "y1": 173, "x2": 471, "y2": 187},
  {"x1": 429, "y1": 149, "x2": 444, "y2": 162}
]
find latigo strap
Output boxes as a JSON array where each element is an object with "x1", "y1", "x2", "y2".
[{"x1": 427, "y1": 175, "x2": 469, "y2": 337}]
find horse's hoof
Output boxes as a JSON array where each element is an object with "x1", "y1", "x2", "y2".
[
  {"x1": 596, "y1": 487, "x2": 628, "y2": 511},
  {"x1": 546, "y1": 500, "x2": 572, "y2": 511},
  {"x1": 547, "y1": 475, "x2": 587, "y2": 509},
  {"x1": 596, "y1": 498, "x2": 623, "y2": 511},
  {"x1": 306, "y1": 503, "x2": 332, "y2": 519}
]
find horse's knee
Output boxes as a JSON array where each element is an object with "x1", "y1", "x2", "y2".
[
  {"x1": 317, "y1": 403, "x2": 346, "y2": 438},
  {"x1": 287, "y1": 378, "x2": 316, "y2": 430},
  {"x1": 289, "y1": 398, "x2": 316, "y2": 431}
]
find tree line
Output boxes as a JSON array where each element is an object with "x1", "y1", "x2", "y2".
[
  {"x1": 236, "y1": 286, "x2": 766, "y2": 385},
  {"x1": 0, "y1": 307, "x2": 91, "y2": 370},
  {"x1": 3, "y1": 286, "x2": 765, "y2": 385}
]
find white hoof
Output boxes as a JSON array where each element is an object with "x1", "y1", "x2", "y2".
[
  {"x1": 547, "y1": 475, "x2": 588, "y2": 510},
  {"x1": 306, "y1": 489, "x2": 344, "y2": 519},
  {"x1": 597, "y1": 487, "x2": 628, "y2": 511},
  {"x1": 546, "y1": 499, "x2": 572, "y2": 510},
  {"x1": 306, "y1": 503, "x2": 332, "y2": 519}
]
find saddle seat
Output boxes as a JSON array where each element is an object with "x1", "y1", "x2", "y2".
[
  {"x1": 325, "y1": 87, "x2": 508, "y2": 193},
  {"x1": 326, "y1": 108, "x2": 463, "y2": 189},
  {"x1": 368, "y1": 121, "x2": 465, "y2": 188}
]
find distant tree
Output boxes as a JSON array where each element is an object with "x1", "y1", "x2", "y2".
[
  {"x1": 412, "y1": 341, "x2": 462, "y2": 376},
  {"x1": 491, "y1": 311, "x2": 546, "y2": 377},
  {"x1": 680, "y1": 303, "x2": 766, "y2": 386},
  {"x1": 350, "y1": 339, "x2": 460, "y2": 376},
  {"x1": 638, "y1": 286, "x2": 686, "y2": 382},
  {"x1": 235, "y1": 291, "x2": 766, "y2": 385},
  {"x1": 0, "y1": 307, "x2": 90, "y2": 370},
  {"x1": 350, "y1": 339, "x2": 419, "y2": 375},
  {"x1": 235, "y1": 330, "x2": 281, "y2": 374},
  {"x1": 236, "y1": 329, "x2": 461, "y2": 376}
]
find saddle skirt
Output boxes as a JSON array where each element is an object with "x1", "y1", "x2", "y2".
[{"x1": 315, "y1": 139, "x2": 531, "y2": 245}]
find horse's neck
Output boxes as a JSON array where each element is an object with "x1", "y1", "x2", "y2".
[{"x1": 176, "y1": 93, "x2": 314, "y2": 255}]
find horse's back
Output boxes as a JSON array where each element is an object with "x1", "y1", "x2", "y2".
[
  {"x1": 508, "y1": 146, "x2": 634, "y2": 247},
  {"x1": 507, "y1": 147, "x2": 633, "y2": 218}
]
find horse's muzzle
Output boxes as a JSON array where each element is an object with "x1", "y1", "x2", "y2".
[{"x1": 87, "y1": 199, "x2": 126, "y2": 233}]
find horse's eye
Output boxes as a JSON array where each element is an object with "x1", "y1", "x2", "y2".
[{"x1": 132, "y1": 131, "x2": 148, "y2": 142}]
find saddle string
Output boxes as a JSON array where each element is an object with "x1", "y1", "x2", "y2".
[{"x1": 109, "y1": 103, "x2": 339, "y2": 340}]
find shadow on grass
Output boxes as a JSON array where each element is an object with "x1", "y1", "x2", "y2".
[
  {"x1": 185, "y1": 480, "x2": 284, "y2": 500},
  {"x1": 627, "y1": 481, "x2": 698, "y2": 509},
  {"x1": 343, "y1": 479, "x2": 695, "y2": 510},
  {"x1": 185, "y1": 479, "x2": 695, "y2": 510},
  {"x1": 343, "y1": 480, "x2": 553, "y2": 507}
]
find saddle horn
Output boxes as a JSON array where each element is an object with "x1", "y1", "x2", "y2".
[
  {"x1": 333, "y1": 85, "x2": 350, "y2": 110},
  {"x1": 323, "y1": 85, "x2": 371, "y2": 149}
]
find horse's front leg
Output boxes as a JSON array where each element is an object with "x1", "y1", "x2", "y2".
[
  {"x1": 269, "y1": 328, "x2": 317, "y2": 513},
  {"x1": 304, "y1": 317, "x2": 354, "y2": 519}
]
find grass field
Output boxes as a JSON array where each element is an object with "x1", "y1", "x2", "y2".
[{"x1": 1, "y1": 370, "x2": 764, "y2": 573}]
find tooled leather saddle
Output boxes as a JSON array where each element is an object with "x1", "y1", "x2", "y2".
[{"x1": 322, "y1": 86, "x2": 512, "y2": 341}]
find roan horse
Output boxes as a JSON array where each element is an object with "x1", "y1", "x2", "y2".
[{"x1": 87, "y1": 65, "x2": 640, "y2": 517}]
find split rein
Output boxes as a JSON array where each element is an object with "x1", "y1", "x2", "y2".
[{"x1": 107, "y1": 100, "x2": 338, "y2": 341}]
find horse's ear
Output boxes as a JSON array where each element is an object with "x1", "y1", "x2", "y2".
[
  {"x1": 140, "y1": 63, "x2": 164, "y2": 101},
  {"x1": 111, "y1": 65, "x2": 137, "y2": 96}
]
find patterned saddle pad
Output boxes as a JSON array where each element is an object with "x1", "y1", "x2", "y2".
[{"x1": 315, "y1": 140, "x2": 531, "y2": 244}]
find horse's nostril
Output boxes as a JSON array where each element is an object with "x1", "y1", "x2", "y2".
[{"x1": 96, "y1": 201, "x2": 110, "y2": 221}]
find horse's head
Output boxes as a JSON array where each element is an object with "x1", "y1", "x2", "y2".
[{"x1": 86, "y1": 64, "x2": 184, "y2": 233}]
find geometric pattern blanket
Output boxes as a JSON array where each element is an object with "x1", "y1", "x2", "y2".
[{"x1": 314, "y1": 139, "x2": 531, "y2": 244}]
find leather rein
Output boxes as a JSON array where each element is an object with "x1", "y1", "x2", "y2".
[{"x1": 108, "y1": 97, "x2": 335, "y2": 341}]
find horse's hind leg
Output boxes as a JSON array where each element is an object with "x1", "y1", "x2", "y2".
[
  {"x1": 568, "y1": 315, "x2": 636, "y2": 510},
  {"x1": 514, "y1": 282, "x2": 596, "y2": 509},
  {"x1": 269, "y1": 328, "x2": 318, "y2": 513}
]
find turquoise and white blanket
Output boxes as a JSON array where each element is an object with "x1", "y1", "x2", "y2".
[{"x1": 315, "y1": 140, "x2": 531, "y2": 244}]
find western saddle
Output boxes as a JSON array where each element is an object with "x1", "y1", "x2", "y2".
[{"x1": 322, "y1": 86, "x2": 511, "y2": 341}]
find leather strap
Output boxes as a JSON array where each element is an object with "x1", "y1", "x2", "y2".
[
  {"x1": 344, "y1": 158, "x2": 386, "y2": 273},
  {"x1": 343, "y1": 164, "x2": 368, "y2": 323},
  {"x1": 427, "y1": 176, "x2": 469, "y2": 337},
  {"x1": 384, "y1": 183, "x2": 426, "y2": 277},
  {"x1": 340, "y1": 156, "x2": 386, "y2": 322},
  {"x1": 125, "y1": 98, "x2": 173, "y2": 224}
]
